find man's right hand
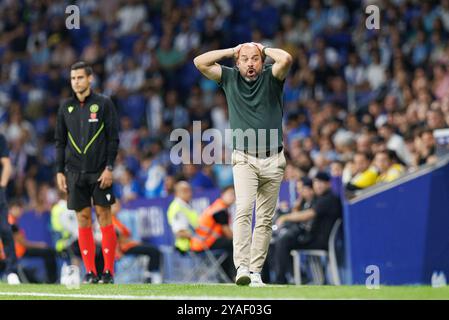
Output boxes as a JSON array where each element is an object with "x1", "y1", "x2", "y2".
[
  {"x1": 232, "y1": 44, "x2": 242, "y2": 60},
  {"x1": 56, "y1": 172, "x2": 67, "y2": 193},
  {"x1": 194, "y1": 46, "x2": 242, "y2": 82}
]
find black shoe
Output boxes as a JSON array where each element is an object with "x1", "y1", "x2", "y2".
[
  {"x1": 100, "y1": 270, "x2": 114, "y2": 284},
  {"x1": 83, "y1": 271, "x2": 99, "y2": 284}
]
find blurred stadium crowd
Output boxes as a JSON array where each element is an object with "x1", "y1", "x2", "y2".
[{"x1": 1, "y1": 0, "x2": 449, "y2": 282}]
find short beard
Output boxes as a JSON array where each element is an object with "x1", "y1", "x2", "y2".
[{"x1": 244, "y1": 74, "x2": 259, "y2": 82}]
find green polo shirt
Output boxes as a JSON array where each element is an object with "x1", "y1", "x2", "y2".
[{"x1": 219, "y1": 64, "x2": 284, "y2": 153}]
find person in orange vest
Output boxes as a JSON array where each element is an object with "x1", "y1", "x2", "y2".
[
  {"x1": 111, "y1": 200, "x2": 162, "y2": 284},
  {"x1": 190, "y1": 185, "x2": 236, "y2": 281}
]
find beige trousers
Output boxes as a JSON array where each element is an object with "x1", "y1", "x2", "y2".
[{"x1": 232, "y1": 149, "x2": 286, "y2": 273}]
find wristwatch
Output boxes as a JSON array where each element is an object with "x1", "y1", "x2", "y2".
[
  {"x1": 262, "y1": 46, "x2": 269, "y2": 57},
  {"x1": 106, "y1": 165, "x2": 113, "y2": 171}
]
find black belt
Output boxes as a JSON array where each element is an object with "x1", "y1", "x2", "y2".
[{"x1": 242, "y1": 146, "x2": 283, "y2": 158}]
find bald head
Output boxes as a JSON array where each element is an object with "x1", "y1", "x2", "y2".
[
  {"x1": 236, "y1": 43, "x2": 264, "y2": 81},
  {"x1": 174, "y1": 181, "x2": 193, "y2": 203},
  {"x1": 239, "y1": 43, "x2": 262, "y2": 57}
]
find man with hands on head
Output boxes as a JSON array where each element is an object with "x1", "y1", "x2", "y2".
[{"x1": 194, "y1": 42, "x2": 292, "y2": 286}]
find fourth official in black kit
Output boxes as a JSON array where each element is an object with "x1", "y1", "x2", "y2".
[{"x1": 55, "y1": 61, "x2": 119, "y2": 284}]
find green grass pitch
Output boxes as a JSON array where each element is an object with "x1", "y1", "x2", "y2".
[{"x1": 0, "y1": 283, "x2": 448, "y2": 300}]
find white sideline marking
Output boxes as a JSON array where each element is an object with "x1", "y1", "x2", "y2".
[{"x1": 0, "y1": 292, "x2": 292, "y2": 300}]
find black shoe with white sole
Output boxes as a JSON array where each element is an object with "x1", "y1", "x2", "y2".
[
  {"x1": 83, "y1": 271, "x2": 100, "y2": 284},
  {"x1": 99, "y1": 270, "x2": 114, "y2": 284}
]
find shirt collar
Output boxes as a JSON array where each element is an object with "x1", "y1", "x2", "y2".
[
  {"x1": 175, "y1": 197, "x2": 191, "y2": 208},
  {"x1": 71, "y1": 89, "x2": 93, "y2": 104}
]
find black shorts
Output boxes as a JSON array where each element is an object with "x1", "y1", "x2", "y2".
[{"x1": 66, "y1": 171, "x2": 115, "y2": 212}]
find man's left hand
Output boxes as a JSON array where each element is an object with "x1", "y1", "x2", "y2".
[
  {"x1": 98, "y1": 168, "x2": 113, "y2": 189},
  {"x1": 251, "y1": 42, "x2": 265, "y2": 56}
]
